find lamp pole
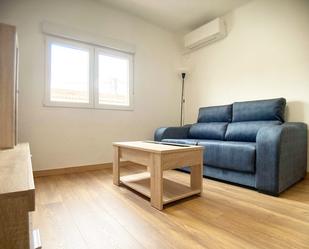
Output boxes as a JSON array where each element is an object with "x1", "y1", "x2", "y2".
[{"x1": 180, "y1": 72, "x2": 186, "y2": 126}]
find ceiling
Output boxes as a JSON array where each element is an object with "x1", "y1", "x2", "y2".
[{"x1": 97, "y1": 0, "x2": 251, "y2": 33}]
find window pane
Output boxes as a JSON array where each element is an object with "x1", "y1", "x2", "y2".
[
  {"x1": 50, "y1": 44, "x2": 89, "y2": 103},
  {"x1": 98, "y1": 54, "x2": 130, "y2": 106}
]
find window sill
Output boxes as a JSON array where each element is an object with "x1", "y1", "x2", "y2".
[{"x1": 43, "y1": 101, "x2": 134, "y2": 111}]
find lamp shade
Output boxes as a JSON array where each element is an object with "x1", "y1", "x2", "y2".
[{"x1": 177, "y1": 68, "x2": 189, "y2": 74}]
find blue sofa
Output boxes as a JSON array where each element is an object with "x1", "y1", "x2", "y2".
[{"x1": 154, "y1": 98, "x2": 308, "y2": 196}]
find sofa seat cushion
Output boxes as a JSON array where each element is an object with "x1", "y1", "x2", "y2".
[
  {"x1": 197, "y1": 140, "x2": 256, "y2": 173},
  {"x1": 189, "y1": 122, "x2": 228, "y2": 140},
  {"x1": 161, "y1": 139, "x2": 198, "y2": 145},
  {"x1": 225, "y1": 121, "x2": 281, "y2": 142}
]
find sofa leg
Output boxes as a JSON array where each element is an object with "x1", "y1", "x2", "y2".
[{"x1": 257, "y1": 189, "x2": 279, "y2": 197}]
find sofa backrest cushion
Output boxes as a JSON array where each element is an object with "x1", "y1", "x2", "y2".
[
  {"x1": 225, "y1": 121, "x2": 282, "y2": 142},
  {"x1": 198, "y1": 105, "x2": 232, "y2": 123},
  {"x1": 232, "y1": 98, "x2": 286, "y2": 122},
  {"x1": 189, "y1": 123, "x2": 228, "y2": 140}
]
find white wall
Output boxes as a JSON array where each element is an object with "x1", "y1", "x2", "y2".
[
  {"x1": 182, "y1": 0, "x2": 309, "y2": 170},
  {"x1": 1, "y1": 0, "x2": 308, "y2": 171},
  {"x1": 0, "y1": 0, "x2": 182, "y2": 170}
]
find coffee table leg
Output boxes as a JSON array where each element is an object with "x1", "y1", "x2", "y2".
[
  {"x1": 191, "y1": 163, "x2": 203, "y2": 194},
  {"x1": 150, "y1": 154, "x2": 163, "y2": 210},
  {"x1": 113, "y1": 146, "x2": 120, "y2": 186}
]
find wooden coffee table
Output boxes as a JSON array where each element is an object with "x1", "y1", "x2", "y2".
[{"x1": 113, "y1": 141, "x2": 204, "y2": 210}]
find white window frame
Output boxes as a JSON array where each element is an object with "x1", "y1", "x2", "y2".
[
  {"x1": 94, "y1": 47, "x2": 134, "y2": 110},
  {"x1": 45, "y1": 36, "x2": 94, "y2": 108},
  {"x1": 44, "y1": 36, "x2": 134, "y2": 110}
]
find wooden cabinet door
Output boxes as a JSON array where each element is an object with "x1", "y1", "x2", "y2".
[{"x1": 0, "y1": 23, "x2": 17, "y2": 149}]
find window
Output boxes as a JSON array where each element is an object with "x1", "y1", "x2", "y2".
[
  {"x1": 45, "y1": 36, "x2": 133, "y2": 110},
  {"x1": 95, "y1": 48, "x2": 133, "y2": 109}
]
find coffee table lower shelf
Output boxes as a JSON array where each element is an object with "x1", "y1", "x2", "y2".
[{"x1": 120, "y1": 172, "x2": 201, "y2": 205}]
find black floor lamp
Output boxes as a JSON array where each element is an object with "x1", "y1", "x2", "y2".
[{"x1": 180, "y1": 71, "x2": 186, "y2": 126}]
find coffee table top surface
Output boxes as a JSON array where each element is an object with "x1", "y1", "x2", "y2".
[{"x1": 113, "y1": 141, "x2": 203, "y2": 154}]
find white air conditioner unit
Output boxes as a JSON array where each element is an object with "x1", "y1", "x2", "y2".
[{"x1": 184, "y1": 18, "x2": 226, "y2": 49}]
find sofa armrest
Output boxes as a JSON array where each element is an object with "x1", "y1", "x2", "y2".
[
  {"x1": 154, "y1": 125, "x2": 191, "y2": 141},
  {"x1": 256, "y1": 122, "x2": 307, "y2": 195}
]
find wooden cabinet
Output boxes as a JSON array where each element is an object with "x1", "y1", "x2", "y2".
[
  {"x1": 0, "y1": 23, "x2": 19, "y2": 149},
  {"x1": 0, "y1": 24, "x2": 40, "y2": 249},
  {"x1": 0, "y1": 143, "x2": 39, "y2": 249}
]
